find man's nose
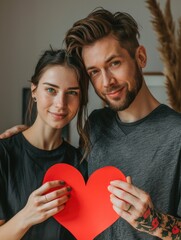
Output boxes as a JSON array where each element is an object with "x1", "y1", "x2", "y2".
[{"x1": 102, "y1": 69, "x2": 113, "y2": 87}]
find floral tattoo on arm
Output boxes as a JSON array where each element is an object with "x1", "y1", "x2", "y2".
[{"x1": 135, "y1": 207, "x2": 181, "y2": 239}]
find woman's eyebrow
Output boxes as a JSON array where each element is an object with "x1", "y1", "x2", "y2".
[
  {"x1": 43, "y1": 82, "x2": 80, "y2": 90},
  {"x1": 43, "y1": 82, "x2": 59, "y2": 88}
]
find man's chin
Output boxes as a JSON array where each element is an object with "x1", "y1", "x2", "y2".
[
  {"x1": 105, "y1": 101, "x2": 123, "y2": 111},
  {"x1": 101, "y1": 96, "x2": 129, "y2": 111},
  {"x1": 106, "y1": 99, "x2": 132, "y2": 111},
  {"x1": 109, "y1": 105, "x2": 127, "y2": 112}
]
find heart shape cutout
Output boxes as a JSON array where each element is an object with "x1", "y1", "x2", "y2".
[{"x1": 43, "y1": 163, "x2": 126, "y2": 240}]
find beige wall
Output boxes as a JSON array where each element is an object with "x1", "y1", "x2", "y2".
[{"x1": 0, "y1": 0, "x2": 180, "y2": 146}]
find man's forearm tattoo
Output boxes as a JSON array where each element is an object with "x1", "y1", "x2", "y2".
[{"x1": 135, "y1": 207, "x2": 181, "y2": 239}]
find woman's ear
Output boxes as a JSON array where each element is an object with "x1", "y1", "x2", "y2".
[
  {"x1": 31, "y1": 83, "x2": 37, "y2": 100},
  {"x1": 135, "y1": 46, "x2": 147, "y2": 69}
]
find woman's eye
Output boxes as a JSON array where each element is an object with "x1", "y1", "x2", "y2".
[
  {"x1": 47, "y1": 88, "x2": 56, "y2": 94},
  {"x1": 67, "y1": 90, "x2": 79, "y2": 96}
]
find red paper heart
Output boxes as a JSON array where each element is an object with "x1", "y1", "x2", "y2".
[{"x1": 43, "y1": 163, "x2": 126, "y2": 240}]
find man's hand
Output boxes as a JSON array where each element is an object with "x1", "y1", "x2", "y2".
[
  {"x1": 108, "y1": 177, "x2": 153, "y2": 226},
  {"x1": 0, "y1": 125, "x2": 28, "y2": 139},
  {"x1": 108, "y1": 178, "x2": 181, "y2": 239}
]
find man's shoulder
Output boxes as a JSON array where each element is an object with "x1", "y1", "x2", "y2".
[
  {"x1": 86, "y1": 107, "x2": 116, "y2": 139},
  {"x1": 158, "y1": 104, "x2": 181, "y2": 124},
  {"x1": 151, "y1": 105, "x2": 181, "y2": 138},
  {"x1": 88, "y1": 107, "x2": 115, "y2": 121}
]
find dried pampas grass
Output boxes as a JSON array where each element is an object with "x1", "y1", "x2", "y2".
[{"x1": 146, "y1": 0, "x2": 181, "y2": 112}]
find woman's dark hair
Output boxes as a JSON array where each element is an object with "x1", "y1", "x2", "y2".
[
  {"x1": 26, "y1": 48, "x2": 89, "y2": 159},
  {"x1": 65, "y1": 7, "x2": 140, "y2": 59}
]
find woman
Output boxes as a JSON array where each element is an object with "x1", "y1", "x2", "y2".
[{"x1": 0, "y1": 49, "x2": 89, "y2": 239}]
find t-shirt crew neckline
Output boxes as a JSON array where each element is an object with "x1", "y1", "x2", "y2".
[
  {"x1": 20, "y1": 132, "x2": 65, "y2": 155},
  {"x1": 115, "y1": 104, "x2": 164, "y2": 126},
  {"x1": 115, "y1": 104, "x2": 165, "y2": 135}
]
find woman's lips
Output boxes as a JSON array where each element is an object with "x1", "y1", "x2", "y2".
[{"x1": 49, "y1": 112, "x2": 67, "y2": 120}]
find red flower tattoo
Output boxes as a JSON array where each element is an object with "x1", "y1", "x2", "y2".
[
  {"x1": 151, "y1": 217, "x2": 159, "y2": 230},
  {"x1": 136, "y1": 208, "x2": 180, "y2": 238},
  {"x1": 143, "y1": 208, "x2": 151, "y2": 219},
  {"x1": 172, "y1": 225, "x2": 180, "y2": 235}
]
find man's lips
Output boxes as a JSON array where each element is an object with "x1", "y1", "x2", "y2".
[{"x1": 105, "y1": 86, "x2": 125, "y2": 98}]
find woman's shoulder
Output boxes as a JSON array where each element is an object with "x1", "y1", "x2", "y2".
[
  {"x1": 62, "y1": 140, "x2": 78, "y2": 152},
  {"x1": 0, "y1": 133, "x2": 23, "y2": 150},
  {"x1": 62, "y1": 140, "x2": 82, "y2": 160},
  {"x1": 0, "y1": 133, "x2": 23, "y2": 160}
]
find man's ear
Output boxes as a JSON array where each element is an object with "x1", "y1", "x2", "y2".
[{"x1": 135, "y1": 46, "x2": 147, "y2": 69}]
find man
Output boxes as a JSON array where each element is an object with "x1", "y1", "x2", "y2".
[
  {"x1": 64, "y1": 8, "x2": 181, "y2": 240},
  {"x1": 1, "y1": 8, "x2": 180, "y2": 240}
]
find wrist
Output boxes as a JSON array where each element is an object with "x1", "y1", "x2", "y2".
[{"x1": 16, "y1": 209, "x2": 32, "y2": 232}]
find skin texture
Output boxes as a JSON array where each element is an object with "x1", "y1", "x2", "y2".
[
  {"x1": 82, "y1": 36, "x2": 144, "y2": 112},
  {"x1": 31, "y1": 65, "x2": 80, "y2": 132},
  {"x1": 27, "y1": 65, "x2": 80, "y2": 150}
]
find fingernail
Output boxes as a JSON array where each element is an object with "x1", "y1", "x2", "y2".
[
  {"x1": 60, "y1": 180, "x2": 65, "y2": 185},
  {"x1": 67, "y1": 186, "x2": 72, "y2": 192}
]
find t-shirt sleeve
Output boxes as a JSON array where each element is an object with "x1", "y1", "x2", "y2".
[
  {"x1": 177, "y1": 199, "x2": 181, "y2": 217},
  {"x1": 0, "y1": 143, "x2": 8, "y2": 220},
  {"x1": 177, "y1": 151, "x2": 181, "y2": 217}
]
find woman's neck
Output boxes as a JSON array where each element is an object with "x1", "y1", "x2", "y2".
[{"x1": 22, "y1": 122, "x2": 63, "y2": 150}]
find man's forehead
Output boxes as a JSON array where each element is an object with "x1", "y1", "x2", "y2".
[{"x1": 82, "y1": 37, "x2": 125, "y2": 68}]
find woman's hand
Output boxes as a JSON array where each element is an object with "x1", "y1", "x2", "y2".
[{"x1": 21, "y1": 180, "x2": 71, "y2": 228}]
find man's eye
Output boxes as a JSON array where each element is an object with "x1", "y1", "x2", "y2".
[
  {"x1": 89, "y1": 70, "x2": 98, "y2": 78},
  {"x1": 111, "y1": 61, "x2": 120, "y2": 67}
]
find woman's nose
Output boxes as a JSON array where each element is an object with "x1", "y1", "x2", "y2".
[{"x1": 55, "y1": 94, "x2": 67, "y2": 108}]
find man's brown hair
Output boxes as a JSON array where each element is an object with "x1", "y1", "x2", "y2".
[{"x1": 65, "y1": 7, "x2": 140, "y2": 60}]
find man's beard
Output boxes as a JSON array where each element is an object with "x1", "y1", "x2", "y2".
[
  {"x1": 103, "y1": 63, "x2": 143, "y2": 111},
  {"x1": 107, "y1": 90, "x2": 137, "y2": 111}
]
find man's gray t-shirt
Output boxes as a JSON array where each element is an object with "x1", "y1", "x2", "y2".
[{"x1": 87, "y1": 104, "x2": 181, "y2": 240}]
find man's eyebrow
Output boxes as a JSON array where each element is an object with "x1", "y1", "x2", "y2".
[
  {"x1": 86, "y1": 54, "x2": 122, "y2": 71},
  {"x1": 105, "y1": 54, "x2": 122, "y2": 63}
]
